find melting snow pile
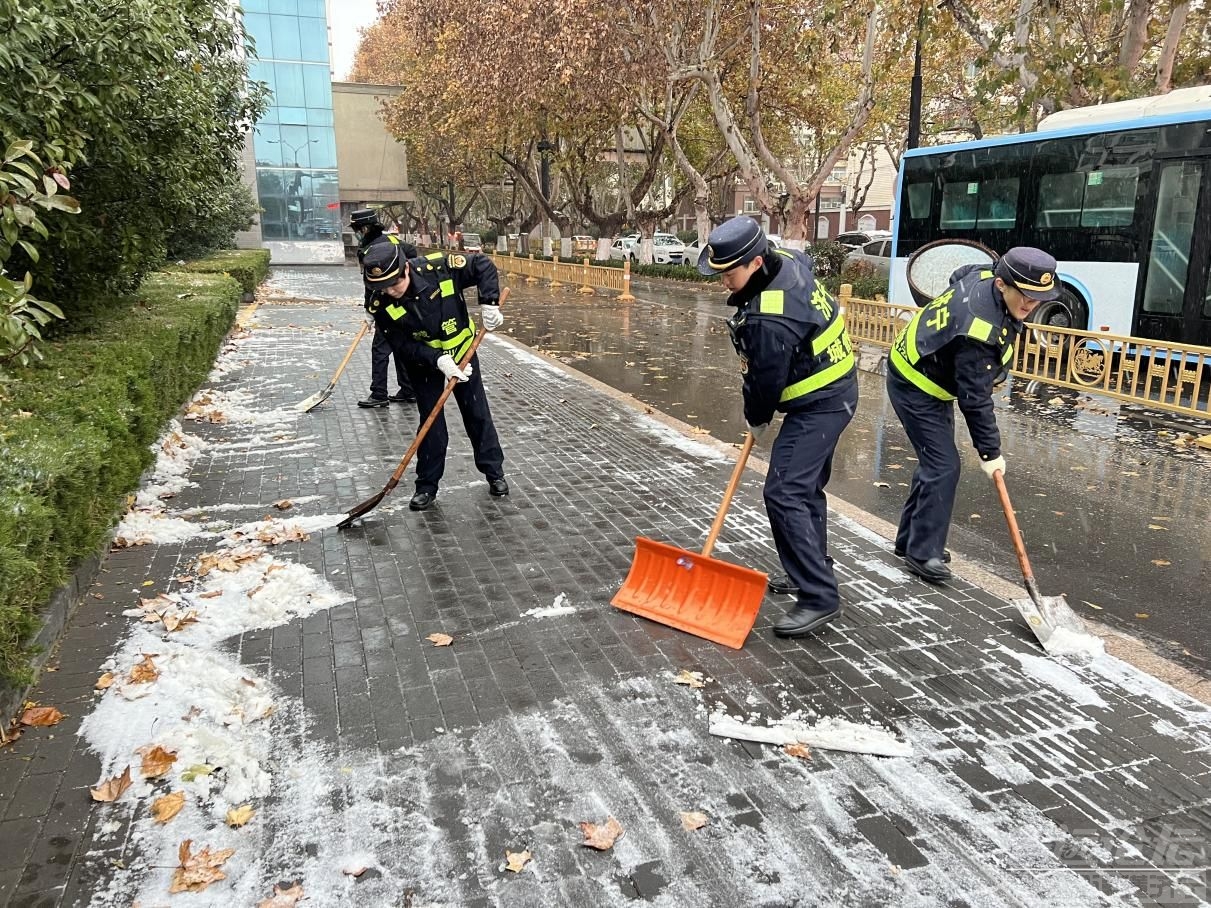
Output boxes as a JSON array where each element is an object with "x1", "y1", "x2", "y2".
[
  {"x1": 708, "y1": 709, "x2": 913, "y2": 758},
  {"x1": 524, "y1": 592, "x2": 577, "y2": 618},
  {"x1": 1042, "y1": 626, "x2": 1106, "y2": 659}
]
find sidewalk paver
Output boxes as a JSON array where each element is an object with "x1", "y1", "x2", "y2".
[{"x1": 1, "y1": 284, "x2": 1210, "y2": 907}]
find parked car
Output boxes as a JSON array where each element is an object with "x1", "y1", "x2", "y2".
[
  {"x1": 609, "y1": 236, "x2": 638, "y2": 261},
  {"x1": 650, "y1": 232, "x2": 686, "y2": 265},
  {"x1": 461, "y1": 232, "x2": 483, "y2": 253},
  {"x1": 835, "y1": 229, "x2": 891, "y2": 250},
  {"x1": 843, "y1": 238, "x2": 893, "y2": 277},
  {"x1": 683, "y1": 238, "x2": 707, "y2": 267}
]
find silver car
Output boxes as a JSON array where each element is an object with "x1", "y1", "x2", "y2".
[{"x1": 843, "y1": 238, "x2": 892, "y2": 277}]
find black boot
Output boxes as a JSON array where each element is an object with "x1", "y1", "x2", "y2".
[
  {"x1": 773, "y1": 602, "x2": 841, "y2": 638},
  {"x1": 903, "y1": 555, "x2": 952, "y2": 584},
  {"x1": 767, "y1": 574, "x2": 798, "y2": 595},
  {"x1": 357, "y1": 396, "x2": 390, "y2": 408},
  {"x1": 388, "y1": 390, "x2": 416, "y2": 403},
  {"x1": 896, "y1": 547, "x2": 951, "y2": 563},
  {"x1": 409, "y1": 489, "x2": 437, "y2": 511},
  {"x1": 488, "y1": 478, "x2": 509, "y2": 497}
]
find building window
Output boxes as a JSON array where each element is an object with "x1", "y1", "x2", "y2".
[
  {"x1": 857, "y1": 214, "x2": 877, "y2": 232},
  {"x1": 817, "y1": 216, "x2": 829, "y2": 239},
  {"x1": 743, "y1": 199, "x2": 758, "y2": 213}
]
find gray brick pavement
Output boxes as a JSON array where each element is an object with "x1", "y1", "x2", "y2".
[{"x1": 1, "y1": 291, "x2": 1210, "y2": 906}]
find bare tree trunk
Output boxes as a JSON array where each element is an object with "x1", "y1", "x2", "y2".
[
  {"x1": 1119, "y1": 0, "x2": 1152, "y2": 74},
  {"x1": 1155, "y1": 0, "x2": 1190, "y2": 92}
]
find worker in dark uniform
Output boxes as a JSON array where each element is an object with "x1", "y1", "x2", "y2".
[
  {"x1": 887, "y1": 246, "x2": 1057, "y2": 584},
  {"x1": 699, "y1": 217, "x2": 859, "y2": 637},
  {"x1": 362, "y1": 239, "x2": 508, "y2": 510},
  {"x1": 351, "y1": 208, "x2": 416, "y2": 408}
]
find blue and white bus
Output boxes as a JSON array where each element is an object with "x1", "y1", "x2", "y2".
[{"x1": 890, "y1": 86, "x2": 1211, "y2": 348}]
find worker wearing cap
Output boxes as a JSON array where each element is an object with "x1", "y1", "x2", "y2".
[
  {"x1": 362, "y1": 239, "x2": 508, "y2": 510},
  {"x1": 351, "y1": 208, "x2": 417, "y2": 409},
  {"x1": 887, "y1": 246, "x2": 1058, "y2": 584},
  {"x1": 699, "y1": 216, "x2": 858, "y2": 638}
]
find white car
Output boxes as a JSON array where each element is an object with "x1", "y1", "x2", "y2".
[
  {"x1": 843, "y1": 238, "x2": 893, "y2": 277},
  {"x1": 650, "y1": 232, "x2": 686, "y2": 265},
  {"x1": 609, "y1": 236, "x2": 638, "y2": 261}
]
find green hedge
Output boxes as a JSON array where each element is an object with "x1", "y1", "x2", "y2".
[
  {"x1": 0, "y1": 268, "x2": 240, "y2": 685},
  {"x1": 167, "y1": 248, "x2": 271, "y2": 297}
]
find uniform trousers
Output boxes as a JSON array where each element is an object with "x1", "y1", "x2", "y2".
[
  {"x1": 398, "y1": 350, "x2": 505, "y2": 493},
  {"x1": 886, "y1": 370, "x2": 960, "y2": 562},
  {"x1": 369, "y1": 328, "x2": 413, "y2": 400},
  {"x1": 764, "y1": 381, "x2": 857, "y2": 610}
]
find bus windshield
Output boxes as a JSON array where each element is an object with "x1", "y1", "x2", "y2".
[{"x1": 891, "y1": 93, "x2": 1211, "y2": 348}]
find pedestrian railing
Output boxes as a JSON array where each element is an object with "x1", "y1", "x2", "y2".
[
  {"x1": 489, "y1": 251, "x2": 636, "y2": 300},
  {"x1": 838, "y1": 285, "x2": 1211, "y2": 421}
]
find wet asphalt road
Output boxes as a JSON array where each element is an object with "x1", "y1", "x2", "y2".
[{"x1": 270, "y1": 265, "x2": 1211, "y2": 676}]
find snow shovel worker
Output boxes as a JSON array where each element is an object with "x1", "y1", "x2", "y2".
[
  {"x1": 351, "y1": 208, "x2": 417, "y2": 409},
  {"x1": 886, "y1": 246, "x2": 1057, "y2": 584},
  {"x1": 361, "y1": 238, "x2": 509, "y2": 511},
  {"x1": 699, "y1": 216, "x2": 858, "y2": 638}
]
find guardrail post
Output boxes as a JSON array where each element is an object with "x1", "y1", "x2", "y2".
[
  {"x1": 578, "y1": 258, "x2": 595, "y2": 294},
  {"x1": 504, "y1": 250, "x2": 517, "y2": 279},
  {"x1": 550, "y1": 254, "x2": 563, "y2": 288},
  {"x1": 525, "y1": 253, "x2": 539, "y2": 284},
  {"x1": 619, "y1": 259, "x2": 636, "y2": 302}
]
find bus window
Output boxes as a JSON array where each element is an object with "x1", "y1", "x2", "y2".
[
  {"x1": 940, "y1": 182, "x2": 978, "y2": 228},
  {"x1": 1037, "y1": 173, "x2": 1084, "y2": 228},
  {"x1": 1141, "y1": 162, "x2": 1200, "y2": 315},
  {"x1": 1081, "y1": 166, "x2": 1138, "y2": 227},
  {"x1": 906, "y1": 183, "x2": 932, "y2": 220},
  {"x1": 976, "y1": 178, "x2": 1019, "y2": 228}
]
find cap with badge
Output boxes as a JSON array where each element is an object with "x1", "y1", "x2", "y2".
[
  {"x1": 362, "y1": 240, "x2": 404, "y2": 286},
  {"x1": 350, "y1": 208, "x2": 381, "y2": 231},
  {"x1": 995, "y1": 247, "x2": 1059, "y2": 302},
  {"x1": 697, "y1": 216, "x2": 769, "y2": 276}
]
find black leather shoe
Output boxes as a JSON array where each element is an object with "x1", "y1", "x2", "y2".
[
  {"x1": 357, "y1": 396, "x2": 390, "y2": 408},
  {"x1": 903, "y1": 555, "x2": 952, "y2": 584},
  {"x1": 488, "y1": 478, "x2": 509, "y2": 497},
  {"x1": 773, "y1": 603, "x2": 841, "y2": 638},
  {"x1": 388, "y1": 390, "x2": 416, "y2": 403},
  {"x1": 767, "y1": 574, "x2": 799, "y2": 595},
  {"x1": 409, "y1": 490, "x2": 437, "y2": 511},
  {"x1": 895, "y1": 547, "x2": 951, "y2": 563}
]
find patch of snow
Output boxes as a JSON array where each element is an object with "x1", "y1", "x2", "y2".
[
  {"x1": 113, "y1": 513, "x2": 210, "y2": 547},
  {"x1": 997, "y1": 645, "x2": 1109, "y2": 710},
  {"x1": 708, "y1": 709, "x2": 913, "y2": 758},
  {"x1": 524, "y1": 592, "x2": 577, "y2": 618}
]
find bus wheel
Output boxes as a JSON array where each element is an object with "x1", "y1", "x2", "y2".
[{"x1": 1028, "y1": 286, "x2": 1088, "y2": 358}]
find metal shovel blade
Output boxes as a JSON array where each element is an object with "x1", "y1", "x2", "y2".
[
  {"x1": 1010, "y1": 592, "x2": 1104, "y2": 659},
  {"x1": 295, "y1": 384, "x2": 334, "y2": 413}
]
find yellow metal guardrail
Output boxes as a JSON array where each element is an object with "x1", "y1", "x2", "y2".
[
  {"x1": 489, "y1": 251, "x2": 636, "y2": 300},
  {"x1": 838, "y1": 285, "x2": 1211, "y2": 421}
]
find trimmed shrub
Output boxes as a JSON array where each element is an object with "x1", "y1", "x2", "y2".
[
  {"x1": 0, "y1": 268, "x2": 239, "y2": 684},
  {"x1": 167, "y1": 248, "x2": 271, "y2": 297}
]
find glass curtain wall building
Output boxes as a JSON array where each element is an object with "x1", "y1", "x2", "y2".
[{"x1": 241, "y1": 0, "x2": 342, "y2": 255}]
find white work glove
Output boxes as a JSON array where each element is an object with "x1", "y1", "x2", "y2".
[
  {"x1": 436, "y1": 354, "x2": 473, "y2": 382},
  {"x1": 480, "y1": 304, "x2": 504, "y2": 331},
  {"x1": 979, "y1": 455, "x2": 1007, "y2": 479},
  {"x1": 747, "y1": 422, "x2": 774, "y2": 446},
  {"x1": 364, "y1": 311, "x2": 377, "y2": 329}
]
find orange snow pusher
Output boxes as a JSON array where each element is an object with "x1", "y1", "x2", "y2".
[{"x1": 612, "y1": 433, "x2": 767, "y2": 649}]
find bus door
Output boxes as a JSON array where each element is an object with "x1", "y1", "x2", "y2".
[{"x1": 1136, "y1": 158, "x2": 1211, "y2": 347}]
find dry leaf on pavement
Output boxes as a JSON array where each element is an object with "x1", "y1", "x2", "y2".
[
  {"x1": 169, "y1": 840, "x2": 236, "y2": 893},
  {"x1": 257, "y1": 882, "x2": 305, "y2": 907},
  {"x1": 90, "y1": 766, "x2": 133, "y2": 802},
  {"x1": 783, "y1": 743, "x2": 812, "y2": 760},
  {"x1": 150, "y1": 791, "x2": 187, "y2": 824},
  {"x1": 20, "y1": 706, "x2": 64, "y2": 727},
  {"x1": 95, "y1": 672, "x2": 116, "y2": 690},
  {"x1": 161, "y1": 610, "x2": 199, "y2": 633},
  {"x1": 426, "y1": 633, "x2": 454, "y2": 647},
  {"x1": 255, "y1": 522, "x2": 309, "y2": 545},
  {"x1": 1151, "y1": 560, "x2": 1171, "y2": 567},
  {"x1": 138, "y1": 744, "x2": 178, "y2": 778},
  {"x1": 128, "y1": 654, "x2": 160, "y2": 684},
  {"x1": 272, "y1": 499, "x2": 294, "y2": 510},
  {"x1": 580, "y1": 816, "x2": 624, "y2": 850},
  {"x1": 672, "y1": 670, "x2": 705, "y2": 689},
  {"x1": 226, "y1": 804, "x2": 255, "y2": 828},
  {"x1": 680, "y1": 811, "x2": 709, "y2": 831},
  {"x1": 505, "y1": 849, "x2": 532, "y2": 872}
]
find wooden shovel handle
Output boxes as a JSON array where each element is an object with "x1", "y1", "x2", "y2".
[
  {"x1": 993, "y1": 470, "x2": 1036, "y2": 586},
  {"x1": 331, "y1": 321, "x2": 370, "y2": 385},
  {"x1": 383, "y1": 287, "x2": 509, "y2": 491},
  {"x1": 701, "y1": 432, "x2": 756, "y2": 558}
]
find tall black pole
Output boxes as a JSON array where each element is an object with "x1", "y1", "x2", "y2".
[{"x1": 906, "y1": 4, "x2": 925, "y2": 150}]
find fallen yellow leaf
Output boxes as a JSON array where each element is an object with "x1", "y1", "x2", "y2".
[
  {"x1": 95, "y1": 672, "x2": 115, "y2": 690},
  {"x1": 20, "y1": 706, "x2": 64, "y2": 727},
  {"x1": 272, "y1": 500, "x2": 294, "y2": 510},
  {"x1": 672, "y1": 670, "x2": 706, "y2": 689},
  {"x1": 1147, "y1": 525, "x2": 1168, "y2": 531},
  {"x1": 138, "y1": 744, "x2": 178, "y2": 778},
  {"x1": 580, "y1": 816, "x2": 624, "y2": 850},
  {"x1": 680, "y1": 811, "x2": 709, "y2": 831},
  {"x1": 505, "y1": 849, "x2": 532, "y2": 872},
  {"x1": 226, "y1": 804, "x2": 255, "y2": 828},
  {"x1": 1135, "y1": 613, "x2": 1150, "y2": 619},
  {"x1": 169, "y1": 840, "x2": 236, "y2": 893},
  {"x1": 90, "y1": 766, "x2": 133, "y2": 802},
  {"x1": 426, "y1": 633, "x2": 454, "y2": 647},
  {"x1": 1151, "y1": 560, "x2": 1171, "y2": 567},
  {"x1": 150, "y1": 791, "x2": 187, "y2": 824},
  {"x1": 1081, "y1": 601, "x2": 1104, "y2": 610},
  {"x1": 257, "y1": 882, "x2": 305, "y2": 907},
  {"x1": 784, "y1": 743, "x2": 812, "y2": 760},
  {"x1": 129, "y1": 654, "x2": 160, "y2": 684}
]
